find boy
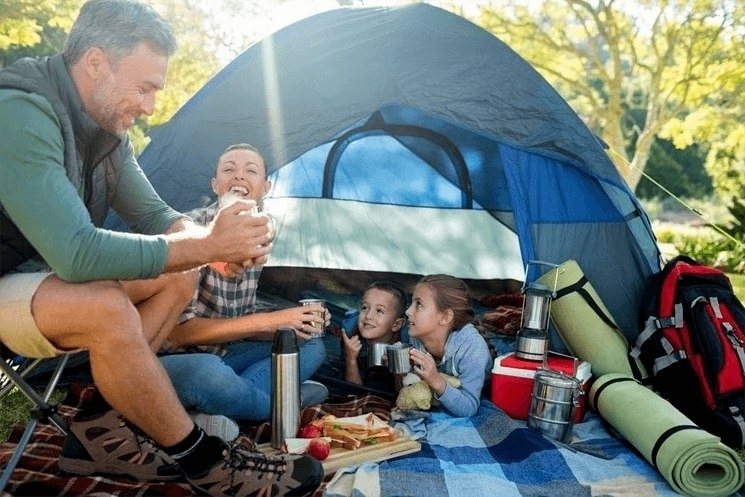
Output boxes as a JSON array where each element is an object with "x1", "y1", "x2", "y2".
[{"x1": 341, "y1": 281, "x2": 407, "y2": 392}]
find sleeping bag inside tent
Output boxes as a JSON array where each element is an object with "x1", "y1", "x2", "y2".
[{"x1": 115, "y1": 3, "x2": 661, "y2": 353}]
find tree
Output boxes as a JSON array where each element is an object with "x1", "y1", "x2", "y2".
[
  {"x1": 0, "y1": 0, "x2": 81, "y2": 67},
  {"x1": 0, "y1": 0, "x2": 221, "y2": 152},
  {"x1": 2, "y1": 0, "x2": 358, "y2": 153},
  {"x1": 635, "y1": 139, "x2": 711, "y2": 199},
  {"x1": 144, "y1": 0, "x2": 224, "y2": 128},
  {"x1": 474, "y1": 0, "x2": 743, "y2": 193},
  {"x1": 658, "y1": 1, "x2": 745, "y2": 200}
]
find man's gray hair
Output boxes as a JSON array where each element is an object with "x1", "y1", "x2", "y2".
[{"x1": 63, "y1": 0, "x2": 177, "y2": 66}]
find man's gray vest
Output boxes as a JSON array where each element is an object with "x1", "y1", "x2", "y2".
[{"x1": 0, "y1": 54, "x2": 129, "y2": 274}]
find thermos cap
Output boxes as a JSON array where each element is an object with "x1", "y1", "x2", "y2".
[{"x1": 272, "y1": 328, "x2": 299, "y2": 354}]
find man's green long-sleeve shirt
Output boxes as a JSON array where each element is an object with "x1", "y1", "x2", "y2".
[{"x1": 0, "y1": 66, "x2": 184, "y2": 282}]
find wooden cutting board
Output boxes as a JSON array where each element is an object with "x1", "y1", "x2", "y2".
[{"x1": 259, "y1": 438, "x2": 421, "y2": 476}]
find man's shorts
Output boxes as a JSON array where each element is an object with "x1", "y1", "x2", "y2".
[{"x1": 0, "y1": 271, "x2": 63, "y2": 358}]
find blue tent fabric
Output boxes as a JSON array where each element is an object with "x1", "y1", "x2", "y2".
[{"x1": 113, "y1": 3, "x2": 661, "y2": 349}]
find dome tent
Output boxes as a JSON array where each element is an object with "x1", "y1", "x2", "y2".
[{"x1": 122, "y1": 3, "x2": 661, "y2": 349}]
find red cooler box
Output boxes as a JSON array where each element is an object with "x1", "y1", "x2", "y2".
[{"x1": 491, "y1": 352, "x2": 592, "y2": 423}]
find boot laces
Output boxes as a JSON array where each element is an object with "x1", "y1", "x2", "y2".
[{"x1": 224, "y1": 442, "x2": 288, "y2": 480}]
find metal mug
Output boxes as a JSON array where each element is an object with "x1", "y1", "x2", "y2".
[
  {"x1": 387, "y1": 343, "x2": 412, "y2": 374},
  {"x1": 368, "y1": 342, "x2": 389, "y2": 368},
  {"x1": 299, "y1": 298, "x2": 326, "y2": 338}
]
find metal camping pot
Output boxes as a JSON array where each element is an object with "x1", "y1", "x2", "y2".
[{"x1": 527, "y1": 369, "x2": 582, "y2": 443}]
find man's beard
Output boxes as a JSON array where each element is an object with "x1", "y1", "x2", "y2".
[{"x1": 89, "y1": 84, "x2": 126, "y2": 137}]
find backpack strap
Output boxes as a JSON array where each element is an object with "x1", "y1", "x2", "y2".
[
  {"x1": 630, "y1": 304, "x2": 684, "y2": 359},
  {"x1": 727, "y1": 405, "x2": 745, "y2": 446},
  {"x1": 723, "y1": 322, "x2": 745, "y2": 376},
  {"x1": 689, "y1": 296, "x2": 745, "y2": 376},
  {"x1": 652, "y1": 346, "x2": 687, "y2": 375},
  {"x1": 691, "y1": 295, "x2": 723, "y2": 318},
  {"x1": 631, "y1": 317, "x2": 666, "y2": 358},
  {"x1": 728, "y1": 404, "x2": 745, "y2": 446}
]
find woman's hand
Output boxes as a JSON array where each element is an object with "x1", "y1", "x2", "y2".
[{"x1": 271, "y1": 306, "x2": 325, "y2": 340}]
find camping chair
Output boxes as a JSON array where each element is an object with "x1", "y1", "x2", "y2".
[{"x1": 0, "y1": 344, "x2": 70, "y2": 492}]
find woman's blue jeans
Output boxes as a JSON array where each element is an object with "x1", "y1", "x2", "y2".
[{"x1": 160, "y1": 337, "x2": 326, "y2": 421}]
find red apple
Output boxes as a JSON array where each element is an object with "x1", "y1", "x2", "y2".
[
  {"x1": 298, "y1": 423, "x2": 323, "y2": 439},
  {"x1": 307, "y1": 438, "x2": 331, "y2": 461}
]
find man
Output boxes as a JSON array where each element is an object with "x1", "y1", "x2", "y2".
[
  {"x1": 160, "y1": 143, "x2": 329, "y2": 424},
  {"x1": 0, "y1": 1, "x2": 322, "y2": 495}
]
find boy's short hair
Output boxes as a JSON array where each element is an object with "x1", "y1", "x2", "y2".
[{"x1": 366, "y1": 281, "x2": 407, "y2": 318}]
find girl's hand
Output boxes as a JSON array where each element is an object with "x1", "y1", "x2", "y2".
[{"x1": 410, "y1": 348, "x2": 447, "y2": 396}]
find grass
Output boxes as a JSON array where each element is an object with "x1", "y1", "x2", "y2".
[
  {"x1": 730, "y1": 273, "x2": 745, "y2": 302},
  {"x1": 0, "y1": 387, "x2": 66, "y2": 442}
]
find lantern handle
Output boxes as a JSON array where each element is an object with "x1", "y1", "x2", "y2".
[{"x1": 523, "y1": 260, "x2": 560, "y2": 296}]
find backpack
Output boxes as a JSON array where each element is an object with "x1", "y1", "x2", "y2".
[{"x1": 630, "y1": 255, "x2": 745, "y2": 449}]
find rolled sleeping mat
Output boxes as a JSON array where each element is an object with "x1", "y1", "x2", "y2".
[
  {"x1": 537, "y1": 259, "x2": 634, "y2": 377},
  {"x1": 590, "y1": 373, "x2": 745, "y2": 497}
]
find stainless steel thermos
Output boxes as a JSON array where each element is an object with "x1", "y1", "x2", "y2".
[{"x1": 270, "y1": 328, "x2": 300, "y2": 449}]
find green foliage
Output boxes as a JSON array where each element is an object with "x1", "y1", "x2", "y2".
[
  {"x1": 1, "y1": 0, "x2": 226, "y2": 155},
  {"x1": 636, "y1": 140, "x2": 712, "y2": 200},
  {"x1": 729, "y1": 273, "x2": 745, "y2": 304},
  {"x1": 473, "y1": 0, "x2": 743, "y2": 198},
  {"x1": 645, "y1": 194, "x2": 743, "y2": 269},
  {"x1": 653, "y1": 222, "x2": 745, "y2": 271},
  {"x1": 0, "y1": 0, "x2": 81, "y2": 63},
  {"x1": 726, "y1": 197, "x2": 745, "y2": 239},
  {"x1": 146, "y1": 0, "x2": 223, "y2": 131},
  {"x1": 674, "y1": 233, "x2": 734, "y2": 267}
]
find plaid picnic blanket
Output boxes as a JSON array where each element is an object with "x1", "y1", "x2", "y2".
[
  {"x1": 0, "y1": 384, "x2": 391, "y2": 496},
  {"x1": 326, "y1": 399, "x2": 745, "y2": 497},
  {"x1": 4, "y1": 384, "x2": 743, "y2": 497}
]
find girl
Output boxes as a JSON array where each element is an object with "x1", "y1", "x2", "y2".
[{"x1": 406, "y1": 274, "x2": 491, "y2": 417}]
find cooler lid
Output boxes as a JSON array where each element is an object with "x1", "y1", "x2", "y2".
[{"x1": 492, "y1": 352, "x2": 591, "y2": 381}]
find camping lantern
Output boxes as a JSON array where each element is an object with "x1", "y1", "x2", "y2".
[
  {"x1": 514, "y1": 282, "x2": 553, "y2": 362},
  {"x1": 515, "y1": 262, "x2": 558, "y2": 363}
]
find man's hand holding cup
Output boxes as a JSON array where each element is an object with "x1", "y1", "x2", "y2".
[{"x1": 209, "y1": 199, "x2": 272, "y2": 274}]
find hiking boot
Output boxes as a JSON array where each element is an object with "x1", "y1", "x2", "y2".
[
  {"x1": 301, "y1": 380, "x2": 329, "y2": 407},
  {"x1": 190, "y1": 412, "x2": 240, "y2": 441},
  {"x1": 58, "y1": 409, "x2": 181, "y2": 481},
  {"x1": 186, "y1": 441, "x2": 323, "y2": 496}
]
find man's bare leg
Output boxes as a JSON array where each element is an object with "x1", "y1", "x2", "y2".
[
  {"x1": 32, "y1": 275, "x2": 193, "y2": 447},
  {"x1": 121, "y1": 270, "x2": 198, "y2": 351}
]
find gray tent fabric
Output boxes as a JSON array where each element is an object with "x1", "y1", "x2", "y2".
[{"x1": 112, "y1": 3, "x2": 662, "y2": 350}]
